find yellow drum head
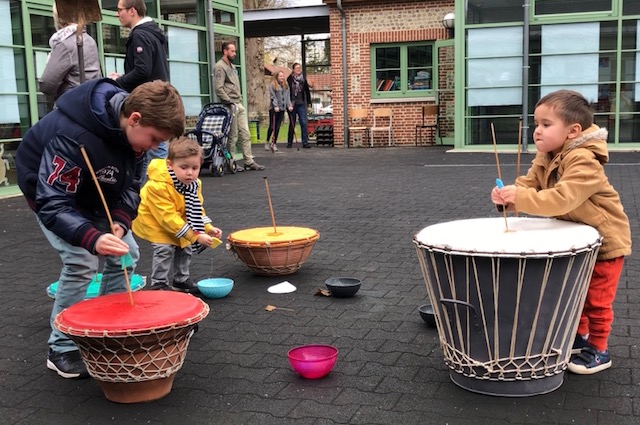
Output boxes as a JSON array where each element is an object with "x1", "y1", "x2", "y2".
[{"x1": 228, "y1": 226, "x2": 319, "y2": 246}]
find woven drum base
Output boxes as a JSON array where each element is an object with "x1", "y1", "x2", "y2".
[
  {"x1": 231, "y1": 242, "x2": 316, "y2": 276},
  {"x1": 450, "y1": 370, "x2": 564, "y2": 397},
  {"x1": 98, "y1": 374, "x2": 176, "y2": 403},
  {"x1": 228, "y1": 226, "x2": 320, "y2": 276}
]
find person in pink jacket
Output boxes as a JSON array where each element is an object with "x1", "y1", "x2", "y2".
[
  {"x1": 133, "y1": 137, "x2": 222, "y2": 293},
  {"x1": 491, "y1": 89, "x2": 632, "y2": 375}
]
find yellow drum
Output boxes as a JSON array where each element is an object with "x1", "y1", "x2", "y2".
[{"x1": 227, "y1": 226, "x2": 319, "y2": 276}]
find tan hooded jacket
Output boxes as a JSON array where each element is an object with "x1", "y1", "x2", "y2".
[{"x1": 514, "y1": 125, "x2": 631, "y2": 260}]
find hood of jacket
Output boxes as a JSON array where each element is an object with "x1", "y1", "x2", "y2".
[
  {"x1": 146, "y1": 157, "x2": 171, "y2": 184},
  {"x1": 132, "y1": 19, "x2": 166, "y2": 44},
  {"x1": 55, "y1": 78, "x2": 128, "y2": 148},
  {"x1": 561, "y1": 124, "x2": 609, "y2": 164}
]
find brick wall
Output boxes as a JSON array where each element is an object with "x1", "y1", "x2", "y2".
[{"x1": 326, "y1": 0, "x2": 455, "y2": 147}]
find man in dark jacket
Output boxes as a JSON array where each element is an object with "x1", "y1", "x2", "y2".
[
  {"x1": 113, "y1": 0, "x2": 168, "y2": 91},
  {"x1": 111, "y1": 0, "x2": 170, "y2": 178},
  {"x1": 16, "y1": 78, "x2": 185, "y2": 379}
]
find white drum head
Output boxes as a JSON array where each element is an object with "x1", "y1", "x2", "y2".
[{"x1": 414, "y1": 217, "x2": 601, "y2": 257}]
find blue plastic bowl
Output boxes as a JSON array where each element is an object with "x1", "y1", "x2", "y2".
[
  {"x1": 46, "y1": 273, "x2": 145, "y2": 300},
  {"x1": 197, "y1": 278, "x2": 234, "y2": 299}
]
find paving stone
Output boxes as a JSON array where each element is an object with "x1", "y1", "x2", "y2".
[{"x1": 1, "y1": 147, "x2": 639, "y2": 424}]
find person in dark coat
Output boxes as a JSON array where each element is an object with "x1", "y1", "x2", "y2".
[
  {"x1": 16, "y1": 78, "x2": 185, "y2": 380},
  {"x1": 287, "y1": 62, "x2": 313, "y2": 148},
  {"x1": 110, "y1": 0, "x2": 170, "y2": 179}
]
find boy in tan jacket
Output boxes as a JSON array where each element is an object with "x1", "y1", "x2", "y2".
[{"x1": 491, "y1": 89, "x2": 631, "y2": 375}]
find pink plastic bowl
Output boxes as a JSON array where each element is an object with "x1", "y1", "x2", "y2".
[{"x1": 287, "y1": 344, "x2": 338, "y2": 379}]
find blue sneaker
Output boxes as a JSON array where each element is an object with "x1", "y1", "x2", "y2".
[
  {"x1": 571, "y1": 334, "x2": 590, "y2": 355},
  {"x1": 567, "y1": 346, "x2": 611, "y2": 375}
]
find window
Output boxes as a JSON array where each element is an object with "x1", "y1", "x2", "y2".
[
  {"x1": 372, "y1": 43, "x2": 434, "y2": 98},
  {"x1": 160, "y1": 0, "x2": 203, "y2": 25},
  {"x1": 213, "y1": 9, "x2": 235, "y2": 27},
  {"x1": 103, "y1": 0, "x2": 157, "y2": 18},
  {"x1": 466, "y1": 0, "x2": 523, "y2": 25},
  {"x1": 467, "y1": 27, "x2": 523, "y2": 107},
  {"x1": 534, "y1": 0, "x2": 613, "y2": 15}
]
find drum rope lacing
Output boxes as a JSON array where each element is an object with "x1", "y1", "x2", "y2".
[
  {"x1": 56, "y1": 305, "x2": 209, "y2": 383},
  {"x1": 228, "y1": 236, "x2": 319, "y2": 276},
  {"x1": 415, "y1": 243, "x2": 600, "y2": 381}
]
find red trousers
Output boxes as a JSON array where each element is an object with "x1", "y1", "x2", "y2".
[{"x1": 577, "y1": 257, "x2": 624, "y2": 352}]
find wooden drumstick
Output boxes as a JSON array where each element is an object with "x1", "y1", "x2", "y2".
[
  {"x1": 263, "y1": 176, "x2": 278, "y2": 235},
  {"x1": 79, "y1": 145, "x2": 134, "y2": 306},
  {"x1": 515, "y1": 118, "x2": 522, "y2": 217},
  {"x1": 490, "y1": 123, "x2": 509, "y2": 232}
]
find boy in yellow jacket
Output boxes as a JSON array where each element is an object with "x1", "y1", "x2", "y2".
[
  {"x1": 133, "y1": 137, "x2": 222, "y2": 292},
  {"x1": 492, "y1": 89, "x2": 631, "y2": 375}
]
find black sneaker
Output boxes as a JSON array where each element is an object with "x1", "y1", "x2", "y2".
[
  {"x1": 148, "y1": 283, "x2": 170, "y2": 291},
  {"x1": 172, "y1": 279, "x2": 200, "y2": 294},
  {"x1": 302, "y1": 144, "x2": 311, "y2": 149},
  {"x1": 47, "y1": 350, "x2": 90, "y2": 379}
]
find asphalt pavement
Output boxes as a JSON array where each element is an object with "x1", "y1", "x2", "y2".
[{"x1": 0, "y1": 145, "x2": 638, "y2": 424}]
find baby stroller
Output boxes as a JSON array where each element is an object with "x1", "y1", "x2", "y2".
[{"x1": 186, "y1": 103, "x2": 238, "y2": 177}]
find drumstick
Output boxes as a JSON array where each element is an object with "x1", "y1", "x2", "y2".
[
  {"x1": 79, "y1": 145, "x2": 134, "y2": 306},
  {"x1": 263, "y1": 176, "x2": 278, "y2": 235},
  {"x1": 490, "y1": 124, "x2": 509, "y2": 232},
  {"x1": 515, "y1": 118, "x2": 522, "y2": 217},
  {"x1": 516, "y1": 117, "x2": 522, "y2": 178}
]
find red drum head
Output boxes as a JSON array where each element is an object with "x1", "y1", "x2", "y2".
[{"x1": 54, "y1": 291, "x2": 209, "y2": 338}]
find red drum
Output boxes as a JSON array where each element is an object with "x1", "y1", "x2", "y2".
[
  {"x1": 54, "y1": 291, "x2": 209, "y2": 403},
  {"x1": 414, "y1": 217, "x2": 601, "y2": 397}
]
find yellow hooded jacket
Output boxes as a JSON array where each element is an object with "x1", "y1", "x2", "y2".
[
  {"x1": 514, "y1": 125, "x2": 631, "y2": 260},
  {"x1": 132, "y1": 158, "x2": 215, "y2": 248}
]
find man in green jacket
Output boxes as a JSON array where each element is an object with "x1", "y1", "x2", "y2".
[{"x1": 214, "y1": 41, "x2": 265, "y2": 171}]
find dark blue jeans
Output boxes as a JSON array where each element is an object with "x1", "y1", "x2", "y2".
[{"x1": 288, "y1": 104, "x2": 309, "y2": 146}]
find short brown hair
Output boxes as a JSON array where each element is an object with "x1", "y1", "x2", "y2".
[
  {"x1": 167, "y1": 136, "x2": 203, "y2": 162},
  {"x1": 120, "y1": 0, "x2": 146, "y2": 16},
  {"x1": 535, "y1": 90, "x2": 593, "y2": 130},
  {"x1": 123, "y1": 80, "x2": 185, "y2": 138},
  {"x1": 221, "y1": 40, "x2": 235, "y2": 53}
]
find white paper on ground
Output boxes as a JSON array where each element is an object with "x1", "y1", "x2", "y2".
[{"x1": 268, "y1": 281, "x2": 297, "y2": 294}]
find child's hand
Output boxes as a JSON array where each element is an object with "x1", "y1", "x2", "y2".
[
  {"x1": 111, "y1": 223, "x2": 126, "y2": 239},
  {"x1": 207, "y1": 227, "x2": 222, "y2": 238},
  {"x1": 197, "y1": 233, "x2": 214, "y2": 248},
  {"x1": 498, "y1": 185, "x2": 517, "y2": 204},
  {"x1": 96, "y1": 233, "x2": 129, "y2": 256},
  {"x1": 491, "y1": 186, "x2": 505, "y2": 205}
]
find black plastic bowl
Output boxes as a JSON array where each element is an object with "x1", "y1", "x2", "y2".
[
  {"x1": 325, "y1": 277, "x2": 361, "y2": 298},
  {"x1": 419, "y1": 304, "x2": 436, "y2": 328}
]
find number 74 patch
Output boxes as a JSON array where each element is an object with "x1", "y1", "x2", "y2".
[{"x1": 47, "y1": 155, "x2": 81, "y2": 193}]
